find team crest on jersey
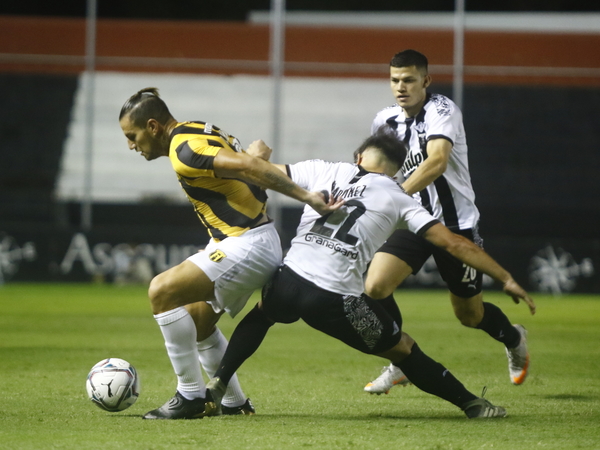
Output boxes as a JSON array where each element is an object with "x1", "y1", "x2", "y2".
[
  {"x1": 431, "y1": 93, "x2": 452, "y2": 117},
  {"x1": 209, "y1": 250, "x2": 227, "y2": 262}
]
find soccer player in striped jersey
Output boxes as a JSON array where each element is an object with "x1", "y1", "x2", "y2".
[
  {"x1": 363, "y1": 50, "x2": 535, "y2": 395},
  {"x1": 204, "y1": 133, "x2": 535, "y2": 419},
  {"x1": 119, "y1": 87, "x2": 341, "y2": 419}
]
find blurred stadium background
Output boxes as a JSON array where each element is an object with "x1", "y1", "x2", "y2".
[{"x1": 0, "y1": 1, "x2": 598, "y2": 294}]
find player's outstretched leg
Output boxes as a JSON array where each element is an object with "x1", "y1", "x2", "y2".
[
  {"x1": 388, "y1": 339, "x2": 507, "y2": 419},
  {"x1": 196, "y1": 326, "x2": 255, "y2": 414},
  {"x1": 205, "y1": 304, "x2": 274, "y2": 416},
  {"x1": 364, "y1": 363, "x2": 411, "y2": 394},
  {"x1": 505, "y1": 324, "x2": 529, "y2": 385}
]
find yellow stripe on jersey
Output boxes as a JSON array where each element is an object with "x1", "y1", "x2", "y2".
[
  {"x1": 180, "y1": 178, "x2": 267, "y2": 238},
  {"x1": 171, "y1": 138, "x2": 221, "y2": 179},
  {"x1": 187, "y1": 177, "x2": 267, "y2": 219},
  {"x1": 169, "y1": 121, "x2": 268, "y2": 241}
]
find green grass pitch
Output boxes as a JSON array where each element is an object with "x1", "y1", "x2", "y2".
[{"x1": 0, "y1": 283, "x2": 599, "y2": 449}]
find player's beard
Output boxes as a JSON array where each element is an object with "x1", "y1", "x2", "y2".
[{"x1": 145, "y1": 133, "x2": 168, "y2": 161}]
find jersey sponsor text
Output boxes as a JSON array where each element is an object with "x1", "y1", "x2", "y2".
[{"x1": 304, "y1": 233, "x2": 358, "y2": 260}]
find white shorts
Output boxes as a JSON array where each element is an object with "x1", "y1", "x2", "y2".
[{"x1": 187, "y1": 222, "x2": 282, "y2": 318}]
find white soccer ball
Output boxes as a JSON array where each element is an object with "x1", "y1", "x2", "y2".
[{"x1": 86, "y1": 358, "x2": 140, "y2": 412}]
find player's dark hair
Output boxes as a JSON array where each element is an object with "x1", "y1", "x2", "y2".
[
  {"x1": 119, "y1": 87, "x2": 173, "y2": 127},
  {"x1": 390, "y1": 49, "x2": 428, "y2": 73},
  {"x1": 353, "y1": 128, "x2": 407, "y2": 171}
]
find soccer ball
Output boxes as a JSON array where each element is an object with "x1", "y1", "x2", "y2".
[{"x1": 86, "y1": 358, "x2": 140, "y2": 412}]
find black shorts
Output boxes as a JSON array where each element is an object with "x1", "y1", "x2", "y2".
[
  {"x1": 377, "y1": 227, "x2": 484, "y2": 298},
  {"x1": 261, "y1": 265, "x2": 402, "y2": 354}
]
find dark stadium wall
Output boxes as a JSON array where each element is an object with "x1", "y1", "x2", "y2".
[
  {"x1": 464, "y1": 85, "x2": 600, "y2": 240},
  {"x1": 0, "y1": 73, "x2": 78, "y2": 223}
]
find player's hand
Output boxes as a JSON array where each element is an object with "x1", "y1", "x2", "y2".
[
  {"x1": 246, "y1": 139, "x2": 272, "y2": 161},
  {"x1": 503, "y1": 278, "x2": 536, "y2": 315},
  {"x1": 306, "y1": 190, "x2": 345, "y2": 215}
]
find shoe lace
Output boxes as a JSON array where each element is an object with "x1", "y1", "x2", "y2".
[{"x1": 478, "y1": 387, "x2": 504, "y2": 416}]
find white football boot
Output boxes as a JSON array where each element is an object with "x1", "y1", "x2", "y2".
[
  {"x1": 505, "y1": 324, "x2": 530, "y2": 385},
  {"x1": 364, "y1": 363, "x2": 411, "y2": 394}
]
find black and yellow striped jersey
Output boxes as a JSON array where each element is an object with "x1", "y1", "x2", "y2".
[{"x1": 169, "y1": 121, "x2": 268, "y2": 241}]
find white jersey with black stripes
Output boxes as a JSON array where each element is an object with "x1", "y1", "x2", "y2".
[
  {"x1": 371, "y1": 93, "x2": 479, "y2": 231},
  {"x1": 284, "y1": 160, "x2": 437, "y2": 296}
]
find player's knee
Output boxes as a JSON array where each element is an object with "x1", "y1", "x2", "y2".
[
  {"x1": 364, "y1": 278, "x2": 394, "y2": 300},
  {"x1": 148, "y1": 273, "x2": 173, "y2": 313},
  {"x1": 451, "y1": 293, "x2": 484, "y2": 328},
  {"x1": 376, "y1": 332, "x2": 414, "y2": 361},
  {"x1": 455, "y1": 309, "x2": 483, "y2": 328}
]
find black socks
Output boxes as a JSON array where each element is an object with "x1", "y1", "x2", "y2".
[
  {"x1": 396, "y1": 343, "x2": 477, "y2": 409},
  {"x1": 476, "y1": 302, "x2": 521, "y2": 349},
  {"x1": 215, "y1": 304, "x2": 274, "y2": 385}
]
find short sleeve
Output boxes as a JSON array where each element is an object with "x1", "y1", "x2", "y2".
[
  {"x1": 425, "y1": 95, "x2": 462, "y2": 146},
  {"x1": 396, "y1": 194, "x2": 439, "y2": 235},
  {"x1": 287, "y1": 159, "x2": 337, "y2": 191},
  {"x1": 171, "y1": 137, "x2": 221, "y2": 179}
]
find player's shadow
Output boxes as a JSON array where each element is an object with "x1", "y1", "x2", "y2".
[
  {"x1": 107, "y1": 414, "x2": 145, "y2": 418},
  {"x1": 212, "y1": 412, "x2": 472, "y2": 422},
  {"x1": 542, "y1": 393, "x2": 597, "y2": 402}
]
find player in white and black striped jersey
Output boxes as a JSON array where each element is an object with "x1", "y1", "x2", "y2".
[{"x1": 363, "y1": 50, "x2": 536, "y2": 394}]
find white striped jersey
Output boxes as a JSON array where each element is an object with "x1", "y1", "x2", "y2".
[
  {"x1": 283, "y1": 160, "x2": 437, "y2": 296},
  {"x1": 371, "y1": 93, "x2": 479, "y2": 231}
]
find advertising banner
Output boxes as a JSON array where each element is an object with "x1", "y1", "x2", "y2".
[{"x1": 1, "y1": 226, "x2": 597, "y2": 295}]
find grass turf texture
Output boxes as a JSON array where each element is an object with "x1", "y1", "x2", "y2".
[{"x1": 0, "y1": 284, "x2": 599, "y2": 449}]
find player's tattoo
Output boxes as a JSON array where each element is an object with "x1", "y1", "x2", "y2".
[{"x1": 262, "y1": 170, "x2": 298, "y2": 194}]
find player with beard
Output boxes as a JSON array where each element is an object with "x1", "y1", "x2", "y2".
[{"x1": 119, "y1": 87, "x2": 340, "y2": 419}]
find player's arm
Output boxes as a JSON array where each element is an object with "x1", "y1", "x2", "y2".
[
  {"x1": 213, "y1": 145, "x2": 341, "y2": 214},
  {"x1": 245, "y1": 139, "x2": 287, "y2": 174},
  {"x1": 422, "y1": 222, "x2": 536, "y2": 315},
  {"x1": 402, "y1": 138, "x2": 451, "y2": 195}
]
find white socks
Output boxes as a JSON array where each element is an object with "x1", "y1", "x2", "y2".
[
  {"x1": 197, "y1": 327, "x2": 248, "y2": 407},
  {"x1": 154, "y1": 307, "x2": 206, "y2": 400},
  {"x1": 154, "y1": 307, "x2": 247, "y2": 406}
]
